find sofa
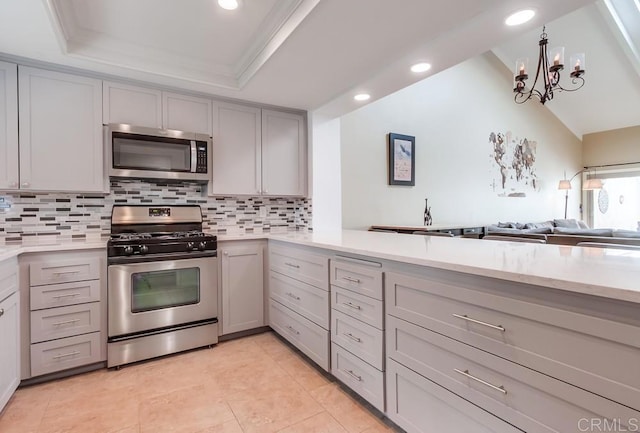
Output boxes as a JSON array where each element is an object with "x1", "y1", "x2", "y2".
[{"x1": 485, "y1": 219, "x2": 640, "y2": 246}]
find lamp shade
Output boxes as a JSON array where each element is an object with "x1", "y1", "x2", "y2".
[
  {"x1": 558, "y1": 180, "x2": 572, "y2": 190},
  {"x1": 583, "y1": 178, "x2": 603, "y2": 190}
]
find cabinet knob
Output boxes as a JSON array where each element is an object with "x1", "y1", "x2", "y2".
[
  {"x1": 223, "y1": 251, "x2": 228, "y2": 256},
  {"x1": 21, "y1": 182, "x2": 30, "y2": 188},
  {"x1": 263, "y1": 189, "x2": 268, "y2": 194},
  {"x1": 10, "y1": 181, "x2": 18, "y2": 188},
  {"x1": 0, "y1": 308, "x2": 4, "y2": 317}
]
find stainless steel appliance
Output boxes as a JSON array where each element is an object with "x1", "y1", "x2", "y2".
[
  {"x1": 105, "y1": 124, "x2": 211, "y2": 182},
  {"x1": 107, "y1": 205, "x2": 218, "y2": 368}
]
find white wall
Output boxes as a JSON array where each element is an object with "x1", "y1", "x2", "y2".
[
  {"x1": 311, "y1": 112, "x2": 342, "y2": 231},
  {"x1": 340, "y1": 52, "x2": 583, "y2": 229}
]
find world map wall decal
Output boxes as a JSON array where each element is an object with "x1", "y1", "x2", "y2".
[{"x1": 488, "y1": 131, "x2": 539, "y2": 197}]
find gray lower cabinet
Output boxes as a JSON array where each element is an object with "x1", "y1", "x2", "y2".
[
  {"x1": 0, "y1": 257, "x2": 20, "y2": 412},
  {"x1": 386, "y1": 359, "x2": 520, "y2": 433},
  {"x1": 220, "y1": 241, "x2": 265, "y2": 335},
  {"x1": 384, "y1": 267, "x2": 640, "y2": 432},
  {"x1": 330, "y1": 257, "x2": 385, "y2": 412},
  {"x1": 21, "y1": 250, "x2": 106, "y2": 379},
  {"x1": 268, "y1": 242, "x2": 330, "y2": 371}
]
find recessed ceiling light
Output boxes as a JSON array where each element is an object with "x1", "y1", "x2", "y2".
[
  {"x1": 505, "y1": 9, "x2": 535, "y2": 26},
  {"x1": 354, "y1": 93, "x2": 371, "y2": 102},
  {"x1": 218, "y1": 0, "x2": 239, "y2": 10},
  {"x1": 411, "y1": 62, "x2": 432, "y2": 73}
]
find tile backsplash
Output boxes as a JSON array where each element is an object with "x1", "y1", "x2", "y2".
[{"x1": 0, "y1": 180, "x2": 312, "y2": 243}]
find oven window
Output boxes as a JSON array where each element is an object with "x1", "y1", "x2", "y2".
[{"x1": 131, "y1": 268, "x2": 200, "y2": 313}]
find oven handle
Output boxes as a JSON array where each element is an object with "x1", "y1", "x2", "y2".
[{"x1": 108, "y1": 250, "x2": 217, "y2": 265}]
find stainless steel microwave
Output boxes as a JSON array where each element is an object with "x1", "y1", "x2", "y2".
[{"x1": 105, "y1": 124, "x2": 211, "y2": 182}]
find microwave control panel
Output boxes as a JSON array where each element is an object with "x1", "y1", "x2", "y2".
[{"x1": 195, "y1": 142, "x2": 208, "y2": 173}]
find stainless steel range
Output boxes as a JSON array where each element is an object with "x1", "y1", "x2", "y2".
[{"x1": 107, "y1": 205, "x2": 218, "y2": 368}]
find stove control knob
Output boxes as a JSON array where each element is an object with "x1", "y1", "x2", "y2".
[
  {"x1": 139, "y1": 245, "x2": 149, "y2": 254},
  {"x1": 123, "y1": 245, "x2": 134, "y2": 255},
  {"x1": 198, "y1": 241, "x2": 207, "y2": 251},
  {"x1": 187, "y1": 242, "x2": 195, "y2": 251}
]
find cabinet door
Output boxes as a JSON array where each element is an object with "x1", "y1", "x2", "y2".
[
  {"x1": 221, "y1": 243, "x2": 264, "y2": 334},
  {"x1": 103, "y1": 81, "x2": 162, "y2": 128},
  {"x1": 18, "y1": 67, "x2": 103, "y2": 192},
  {"x1": 0, "y1": 61, "x2": 18, "y2": 190},
  {"x1": 261, "y1": 109, "x2": 306, "y2": 196},
  {"x1": 210, "y1": 102, "x2": 261, "y2": 196},
  {"x1": 0, "y1": 291, "x2": 20, "y2": 412},
  {"x1": 163, "y1": 92, "x2": 212, "y2": 135}
]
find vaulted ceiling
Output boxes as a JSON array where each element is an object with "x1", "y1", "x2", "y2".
[{"x1": 3, "y1": 0, "x2": 635, "y2": 137}]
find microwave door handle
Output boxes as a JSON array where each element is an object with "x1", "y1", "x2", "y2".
[{"x1": 190, "y1": 141, "x2": 197, "y2": 173}]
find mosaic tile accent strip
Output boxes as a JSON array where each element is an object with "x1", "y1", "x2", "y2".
[{"x1": 0, "y1": 180, "x2": 312, "y2": 243}]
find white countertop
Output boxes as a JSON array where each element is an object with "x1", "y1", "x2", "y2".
[
  {"x1": 2, "y1": 230, "x2": 639, "y2": 304},
  {"x1": 269, "y1": 230, "x2": 640, "y2": 304}
]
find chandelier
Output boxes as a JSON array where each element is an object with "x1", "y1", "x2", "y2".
[{"x1": 513, "y1": 27, "x2": 585, "y2": 104}]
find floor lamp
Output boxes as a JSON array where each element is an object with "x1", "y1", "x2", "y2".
[{"x1": 558, "y1": 170, "x2": 603, "y2": 219}]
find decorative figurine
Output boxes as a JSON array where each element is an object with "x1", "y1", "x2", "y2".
[{"x1": 424, "y1": 198, "x2": 432, "y2": 226}]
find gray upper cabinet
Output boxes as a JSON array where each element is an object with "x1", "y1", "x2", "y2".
[
  {"x1": 0, "y1": 60, "x2": 18, "y2": 190},
  {"x1": 211, "y1": 102, "x2": 261, "y2": 195},
  {"x1": 103, "y1": 81, "x2": 162, "y2": 128},
  {"x1": 162, "y1": 91, "x2": 212, "y2": 135},
  {"x1": 261, "y1": 109, "x2": 306, "y2": 197},
  {"x1": 103, "y1": 82, "x2": 212, "y2": 136},
  {"x1": 210, "y1": 103, "x2": 306, "y2": 197},
  {"x1": 18, "y1": 66, "x2": 104, "y2": 192}
]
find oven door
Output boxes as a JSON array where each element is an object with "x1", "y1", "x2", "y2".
[{"x1": 108, "y1": 256, "x2": 217, "y2": 337}]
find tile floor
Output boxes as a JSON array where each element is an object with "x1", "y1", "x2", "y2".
[{"x1": 0, "y1": 332, "x2": 400, "y2": 433}]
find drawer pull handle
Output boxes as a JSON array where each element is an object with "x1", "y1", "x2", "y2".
[
  {"x1": 52, "y1": 319, "x2": 80, "y2": 327},
  {"x1": 345, "y1": 369, "x2": 363, "y2": 382},
  {"x1": 52, "y1": 271, "x2": 81, "y2": 276},
  {"x1": 52, "y1": 293, "x2": 81, "y2": 299},
  {"x1": 342, "y1": 302, "x2": 362, "y2": 310},
  {"x1": 284, "y1": 262, "x2": 300, "y2": 269},
  {"x1": 285, "y1": 325, "x2": 300, "y2": 335},
  {"x1": 342, "y1": 276, "x2": 361, "y2": 283},
  {"x1": 454, "y1": 369, "x2": 507, "y2": 395},
  {"x1": 52, "y1": 351, "x2": 81, "y2": 360},
  {"x1": 452, "y1": 314, "x2": 505, "y2": 332},
  {"x1": 343, "y1": 332, "x2": 361, "y2": 343},
  {"x1": 286, "y1": 292, "x2": 301, "y2": 301}
]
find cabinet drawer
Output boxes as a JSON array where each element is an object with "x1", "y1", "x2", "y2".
[
  {"x1": 31, "y1": 332, "x2": 102, "y2": 377},
  {"x1": 330, "y1": 260, "x2": 382, "y2": 300},
  {"x1": 331, "y1": 343, "x2": 384, "y2": 412},
  {"x1": 388, "y1": 315, "x2": 640, "y2": 433},
  {"x1": 270, "y1": 245, "x2": 329, "y2": 290},
  {"x1": 331, "y1": 309, "x2": 383, "y2": 370},
  {"x1": 387, "y1": 359, "x2": 519, "y2": 433},
  {"x1": 30, "y1": 280, "x2": 101, "y2": 310},
  {"x1": 331, "y1": 285, "x2": 383, "y2": 330},
  {"x1": 30, "y1": 257, "x2": 101, "y2": 286},
  {"x1": 269, "y1": 299, "x2": 329, "y2": 371},
  {"x1": 270, "y1": 272, "x2": 329, "y2": 329},
  {"x1": 386, "y1": 271, "x2": 640, "y2": 410},
  {"x1": 31, "y1": 302, "x2": 101, "y2": 343}
]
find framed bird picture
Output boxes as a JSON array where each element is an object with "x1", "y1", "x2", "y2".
[{"x1": 388, "y1": 133, "x2": 415, "y2": 186}]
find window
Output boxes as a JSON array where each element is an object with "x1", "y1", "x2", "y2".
[{"x1": 585, "y1": 167, "x2": 640, "y2": 230}]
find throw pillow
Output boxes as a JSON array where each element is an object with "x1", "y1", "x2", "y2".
[
  {"x1": 612, "y1": 229, "x2": 640, "y2": 239},
  {"x1": 553, "y1": 219, "x2": 580, "y2": 228}
]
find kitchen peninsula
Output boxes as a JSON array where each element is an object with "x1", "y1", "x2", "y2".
[{"x1": 2, "y1": 230, "x2": 639, "y2": 432}]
